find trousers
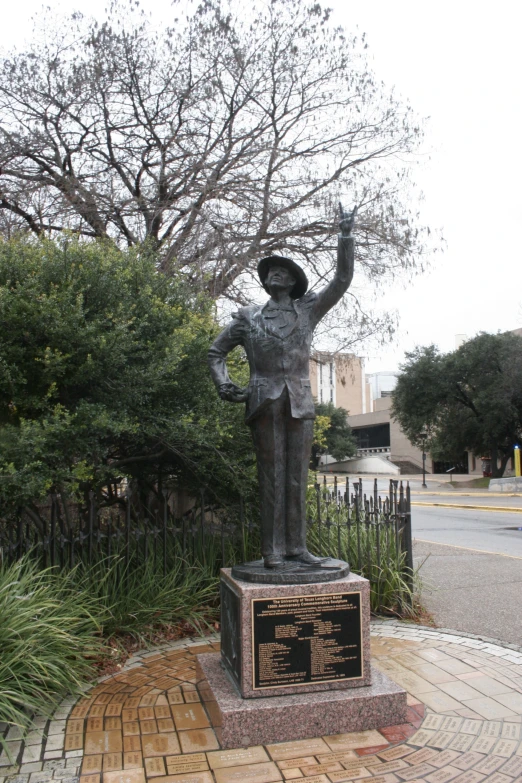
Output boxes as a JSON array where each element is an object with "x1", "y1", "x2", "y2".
[{"x1": 249, "y1": 388, "x2": 314, "y2": 559}]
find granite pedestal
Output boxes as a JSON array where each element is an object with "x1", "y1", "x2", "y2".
[
  {"x1": 220, "y1": 569, "x2": 372, "y2": 698},
  {"x1": 196, "y1": 568, "x2": 407, "y2": 747},
  {"x1": 197, "y1": 652, "x2": 407, "y2": 748}
]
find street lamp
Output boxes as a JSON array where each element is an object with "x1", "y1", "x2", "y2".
[{"x1": 420, "y1": 428, "x2": 428, "y2": 489}]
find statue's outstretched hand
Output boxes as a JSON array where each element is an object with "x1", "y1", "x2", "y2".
[
  {"x1": 218, "y1": 382, "x2": 249, "y2": 403},
  {"x1": 339, "y1": 202, "x2": 357, "y2": 237}
]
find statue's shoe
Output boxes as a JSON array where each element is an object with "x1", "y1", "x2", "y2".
[
  {"x1": 264, "y1": 555, "x2": 292, "y2": 569},
  {"x1": 286, "y1": 551, "x2": 330, "y2": 566}
]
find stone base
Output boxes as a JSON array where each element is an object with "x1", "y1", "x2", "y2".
[
  {"x1": 220, "y1": 569, "x2": 372, "y2": 698},
  {"x1": 197, "y1": 653, "x2": 407, "y2": 749}
]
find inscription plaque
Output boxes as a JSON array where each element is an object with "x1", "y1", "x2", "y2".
[{"x1": 252, "y1": 591, "x2": 362, "y2": 689}]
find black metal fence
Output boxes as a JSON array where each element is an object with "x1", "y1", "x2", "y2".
[
  {"x1": 0, "y1": 477, "x2": 413, "y2": 593},
  {"x1": 0, "y1": 488, "x2": 252, "y2": 575},
  {"x1": 309, "y1": 477, "x2": 414, "y2": 605}
]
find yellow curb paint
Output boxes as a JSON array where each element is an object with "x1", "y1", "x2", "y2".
[
  {"x1": 414, "y1": 538, "x2": 522, "y2": 560},
  {"x1": 411, "y1": 502, "x2": 522, "y2": 513},
  {"x1": 414, "y1": 492, "x2": 522, "y2": 498}
]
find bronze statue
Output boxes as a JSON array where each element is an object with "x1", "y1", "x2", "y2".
[{"x1": 208, "y1": 205, "x2": 356, "y2": 574}]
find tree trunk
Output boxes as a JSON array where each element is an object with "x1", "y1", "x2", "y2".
[
  {"x1": 498, "y1": 451, "x2": 511, "y2": 478},
  {"x1": 490, "y1": 445, "x2": 502, "y2": 478},
  {"x1": 310, "y1": 446, "x2": 321, "y2": 471}
]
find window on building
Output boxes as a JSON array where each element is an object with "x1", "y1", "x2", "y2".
[
  {"x1": 320, "y1": 388, "x2": 323, "y2": 402},
  {"x1": 319, "y1": 363, "x2": 323, "y2": 382},
  {"x1": 330, "y1": 362, "x2": 333, "y2": 384},
  {"x1": 330, "y1": 388, "x2": 333, "y2": 402},
  {"x1": 352, "y1": 424, "x2": 391, "y2": 449}
]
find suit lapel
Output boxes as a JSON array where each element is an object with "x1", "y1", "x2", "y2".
[
  {"x1": 252, "y1": 307, "x2": 281, "y2": 340},
  {"x1": 257, "y1": 301, "x2": 300, "y2": 340}
]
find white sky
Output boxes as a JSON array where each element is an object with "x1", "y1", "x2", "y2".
[{"x1": 2, "y1": 0, "x2": 521, "y2": 373}]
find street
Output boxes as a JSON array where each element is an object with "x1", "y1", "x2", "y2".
[
  {"x1": 321, "y1": 477, "x2": 522, "y2": 557},
  {"x1": 320, "y1": 473, "x2": 522, "y2": 642},
  {"x1": 412, "y1": 506, "x2": 522, "y2": 557}
]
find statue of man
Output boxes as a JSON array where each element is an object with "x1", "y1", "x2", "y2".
[{"x1": 208, "y1": 206, "x2": 356, "y2": 570}]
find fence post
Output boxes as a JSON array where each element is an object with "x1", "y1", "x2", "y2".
[
  {"x1": 107, "y1": 513, "x2": 112, "y2": 559},
  {"x1": 200, "y1": 490, "x2": 205, "y2": 563},
  {"x1": 17, "y1": 510, "x2": 23, "y2": 561},
  {"x1": 240, "y1": 497, "x2": 246, "y2": 563},
  {"x1": 88, "y1": 491, "x2": 95, "y2": 565},
  {"x1": 163, "y1": 489, "x2": 168, "y2": 578},
  {"x1": 403, "y1": 482, "x2": 414, "y2": 605},
  {"x1": 355, "y1": 492, "x2": 362, "y2": 572},
  {"x1": 50, "y1": 496, "x2": 56, "y2": 567},
  {"x1": 125, "y1": 487, "x2": 131, "y2": 569},
  {"x1": 315, "y1": 483, "x2": 322, "y2": 555}
]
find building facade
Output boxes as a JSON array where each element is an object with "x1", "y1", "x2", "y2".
[
  {"x1": 366, "y1": 371, "x2": 398, "y2": 401},
  {"x1": 309, "y1": 353, "x2": 372, "y2": 415},
  {"x1": 309, "y1": 354, "x2": 432, "y2": 473}
]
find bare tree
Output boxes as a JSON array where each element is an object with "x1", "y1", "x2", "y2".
[{"x1": 0, "y1": 0, "x2": 431, "y2": 344}]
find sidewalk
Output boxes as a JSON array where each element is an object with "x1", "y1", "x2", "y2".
[
  {"x1": 413, "y1": 540, "x2": 522, "y2": 647},
  {"x1": 319, "y1": 473, "x2": 522, "y2": 496},
  {"x1": 2, "y1": 624, "x2": 522, "y2": 783}
]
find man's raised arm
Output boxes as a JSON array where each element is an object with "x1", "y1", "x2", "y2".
[{"x1": 312, "y1": 205, "x2": 356, "y2": 324}]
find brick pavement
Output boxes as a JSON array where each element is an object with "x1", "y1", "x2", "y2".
[{"x1": 2, "y1": 622, "x2": 522, "y2": 783}]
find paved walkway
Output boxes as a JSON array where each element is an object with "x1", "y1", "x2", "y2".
[
  {"x1": 413, "y1": 540, "x2": 522, "y2": 646},
  {"x1": 2, "y1": 622, "x2": 522, "y2": 783}
]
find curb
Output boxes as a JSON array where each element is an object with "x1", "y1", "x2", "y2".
[
  {"x1": 371, "y1": 616, "x2": 522, "y2": 655},
  {"x1": 414, "y1": 491, "x2": 522, "y2": 498},
  {"x1": 412, "y1": 501, "x2": 522, "y2": 513}
]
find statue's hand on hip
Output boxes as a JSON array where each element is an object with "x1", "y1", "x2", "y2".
[{"x1": 218, "y1": 381, "x2": 249, "y2": 403}]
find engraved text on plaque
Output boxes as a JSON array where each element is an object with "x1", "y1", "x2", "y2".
[{"x1": 252, "y1": 592, "x2": 362, "y2": 689}]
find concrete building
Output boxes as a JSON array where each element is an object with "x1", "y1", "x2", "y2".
[
  {"x1": 366, "y1": 371, "x2": 398, "y2": 401},
  {"x1": 314, "y1": 328, "x2": 522, "y2": 475},
  {"x1": 309, "y1": 353, "x2": 372, "y2": 415},
  {"x1": 309, "y1": 356, "x2": 430, "y2": 474},
  {"x1": 309, "y1": 353, "x2": 474, "y2": 475},
  {"x1": 346, "y1": 397, "x2": 424, "y2": 474}
]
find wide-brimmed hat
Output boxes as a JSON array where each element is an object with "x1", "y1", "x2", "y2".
[{"x1": 257, "y1": 255, "x2": 308, "y2": 299}]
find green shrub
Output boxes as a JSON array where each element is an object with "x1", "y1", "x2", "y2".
[
  {"x1": 0, "y1": 552, "x2": 220, "y2": 746},
  {"x1": 69, "y1": 555, "x2": 219, "y2": 643},
  {"x1": 306, "y1": 486, "x2": 417, "y2": 616},
  {"x1": 0, "y1": 236, "x2": 256, "y2": 513},
  {"x1": 0, "y1": 558, "x2": 104, "y2": 743}
]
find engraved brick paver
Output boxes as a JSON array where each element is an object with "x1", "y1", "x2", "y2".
[{"x1": 3, "y1": 623, "x2": 522, "y2": 783}]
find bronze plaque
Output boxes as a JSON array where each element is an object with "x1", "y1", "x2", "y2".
[{"x1": 252, "y1": 591, "x2": 362, "y2": 689}]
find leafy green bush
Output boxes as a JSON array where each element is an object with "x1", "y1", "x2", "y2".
[
  {"x1": 0, "y1": 558, "x2": 104, "y2": 740},
  {"x1": 0, "y1": 236, "x2": 256, "y2": 513},
  {"x1": 311, "y1": 402, "x2": 357, "y2": 468}
]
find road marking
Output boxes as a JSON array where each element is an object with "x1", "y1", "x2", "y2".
[
  {"x1": 412, "y1": 502, "x2": 522, "y2": 513},
  {"x1": 414, "y1": 538, "x2": 522, "y2": 559}
]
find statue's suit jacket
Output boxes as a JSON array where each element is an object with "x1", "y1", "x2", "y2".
[{"x1": 208, "y1": 235, "x2": 354, "y2": 423}]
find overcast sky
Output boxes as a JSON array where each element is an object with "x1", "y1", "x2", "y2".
[{"x1": 2, "y1": 0, "x2": 521, "y2": 373}]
